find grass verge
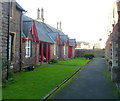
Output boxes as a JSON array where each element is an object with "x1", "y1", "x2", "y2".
[
  {"x1": 2, "y1": 65, "x2": 80, "y2": 99},
  {"x1": 56, "y1": 57, "x2": 90, "y2": 66}
]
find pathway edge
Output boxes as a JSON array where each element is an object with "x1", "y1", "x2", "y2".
[{"x1": 40, "y1": 68, "x2": 81, "y2": 101}]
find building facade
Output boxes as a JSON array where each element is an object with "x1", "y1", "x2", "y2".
[
  {"x1": 105, "y1": 0, "x2": 120, "y2": 82},
  {"x1": 2, "y1": 1, "x2": 9, "y2": 79},
  {"x1": 9, "y1": 2, "x2": 25, "y2": 72},
  {"x1": 1, "y1": 1, "x2": 25, "y2": 79}
]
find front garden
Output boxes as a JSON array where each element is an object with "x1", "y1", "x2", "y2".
[{"x1": 2, "y1": 57, "x2": 89, "y2": 100}]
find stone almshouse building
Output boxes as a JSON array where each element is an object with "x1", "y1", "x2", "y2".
[
  {"x1": 105, "y1": 0, "x2": 120, "y2": 82},
  {"x1": 1, "y1": 1, "x2": 76, "y2": 79},
  {"x1": 1, "y1": 0, "x2": 25, "y2": 79}
]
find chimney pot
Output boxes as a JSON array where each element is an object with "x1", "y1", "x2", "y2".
[{"x1": 37, "y1": 8, "x2": 40, "y2": 19}]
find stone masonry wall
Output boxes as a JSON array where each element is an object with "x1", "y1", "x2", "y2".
[
  {"x1": 75, "y1": 49, "x2": 105, "y2": 57},
  {"x1": 9, "y1": 2, "x2": 22, "y2": 72},
  {"x1": 50, "y1": 44, "x2": 54, "y2": 59},
  {"x1": 2, "y1": 2, "x2": 8, "y2": 79},
  {"x1": 21, "y1": 34, "x2": 38, "y2": 68},
  {"x1": 0, "y1": 1, "x2": 2, "y2": 83}
]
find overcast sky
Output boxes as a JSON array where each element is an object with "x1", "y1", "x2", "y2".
[{"x1": 16, "y1": 0, "x2": 114, "y2": 45}]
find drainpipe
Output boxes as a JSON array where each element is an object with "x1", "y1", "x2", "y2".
[
  {"x1": 19, "y1": 12, "x2": 22, "y2": 71},
  {"x1": 20, "y1": 11, "x2": 26, "y2": 71},
  {"x1": 6, "y1": 1, "x2": 11, "y2": 80}
]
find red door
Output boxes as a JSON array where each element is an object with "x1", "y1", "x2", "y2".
[{"x1": 68, "y1": 46, "x2": 72, "y2": 58}]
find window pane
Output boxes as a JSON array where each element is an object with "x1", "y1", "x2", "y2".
[
  {"x1": 26, "y1": 41, "x2": 28, "y2": 47},
  {"x1": 9, "y1": 35, "x2": 12, "y2": 60},
  {"x1": 29, "y1": 40, "x2": 31, "y2": 47},
  {"x1": 64, "y1": 46, "x2": 65, "y2": 55},
  {"x1": 54, "y1": 44, "x2": 56, "y2": 55},
  {"x1": 25, "y1": 40, "x2": 32, "y2": 57},
  {"x1": 28, "y1": 48, "x2": 30, "y2": 56}
]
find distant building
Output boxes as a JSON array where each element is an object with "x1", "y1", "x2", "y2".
[
  {"x1": 93, "y1": 43, "x2": 101, "y2": 49},
  {"x1": 76, "y1": 41, "x2": 93, "y2": 49}
]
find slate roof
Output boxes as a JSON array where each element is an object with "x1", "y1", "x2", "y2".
[
  {"x1": 22, "y1": 15, "x2": 76, "y2": 44},
  {"x1": 45, "y1": 24, "x2": 65, "y2": 35},
  {"x1": 44, "y1": 23, "x2": 68, "y2": 44},
  {"x1": 48, "y1": 32, "x2": 59, "y2": 43},
  {"x1": 22, "y1": 15, "x2": 33, "y2": 37},
  {"x1": 16, "y1": 2, "x2": 26, "y2": 11},
  {"x1": 34, "y1": 21, "x2": 54, "y2": 43},
  {"x1": 22, "y1": 16, "x2": 54, "y2": 43},
  {"x1": 60, "y1": 35, "x2": 69, "y2": 45},
  {"x1": 69, "y1": 39, "x2": 76, "y2": 46}
]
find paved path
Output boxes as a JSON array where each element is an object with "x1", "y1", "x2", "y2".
[{"x1": 52, "y1": 58, "x2": 119, "y2": 99}]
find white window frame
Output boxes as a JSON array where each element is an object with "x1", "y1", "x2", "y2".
[
  {"x1": 64, "y1": 46, "x2": 66, "y2": 55},
  {"x1": 54, "y1": 44, "x2": 56, "y2": 56},
  {"x1": 25, "y1": 40, "x2": 32, "y2": 57},
  {"x1": 8, "y1": 32, "x2": 16, "y2": 61},
  {"x1": 9, "y1": 35, "x2": 12, "y2": 60}
]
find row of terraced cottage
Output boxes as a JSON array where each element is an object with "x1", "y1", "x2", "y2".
[{"x1": 1, "y1": 1, "x2": 76, "y2": 79}]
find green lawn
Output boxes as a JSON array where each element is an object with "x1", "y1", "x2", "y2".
[
  {"x1": 56, "y1": 57, "x2": 90, "y2": 66},
  {"x1": 2, "y1": 65, "x2": 80, "y2": 99},
  {"x1": 0, "y1": 88, "x2": 2, "y2": 100}
]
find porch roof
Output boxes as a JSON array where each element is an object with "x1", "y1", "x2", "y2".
[
  {"x1": 48, "y1": 32, "x2": 59, "y2": 43},
  {"x1": 22, "y1": 15, "x2": 33, "y2": 37},
  {"x1": 69, "y1": 39, "x2": 76, "y2": 46},
  {"x1": 60, "y1": 35, "x2": 69, "y2": 45}
]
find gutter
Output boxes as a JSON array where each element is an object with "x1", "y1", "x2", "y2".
[
  {"x1": 19, "y1": 12, "x2": 22, "y2": 71},
  {"x1": 20, "y1": 10, "x2": 27, "y2": 71}
]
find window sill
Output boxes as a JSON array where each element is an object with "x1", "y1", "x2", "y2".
[{"x1": 25, "y1": 56, "x2": 31, "y2": 58}]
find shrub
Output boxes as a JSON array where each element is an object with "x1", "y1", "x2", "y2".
[
  {"x1": 84, "y1": 54, "x2": 94, "y2": 59},
  {"x1": 8, "y1": 71, "x2": 14, "y2": 78},
  {"x1": 2, "y1": 77, "x2": 15, "y2": 88},
  {"x1": 48, "y1": 59, "x2": 58, "y2": 64}
]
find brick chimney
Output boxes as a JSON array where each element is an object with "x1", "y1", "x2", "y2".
[
  {"x1": 57, "y1": 21, "x2": 62, "y2": 31},
  {"x1": 36, "y1": 8, "x2": 44, "y2": 22},
  {"x1": 37, "y1": 8, "x2": 40, "y2": 19}
]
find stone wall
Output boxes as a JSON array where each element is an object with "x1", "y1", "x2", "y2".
[
  {"x1": 63, "y1": 45, "x2": 68, "y2": 59},
  {"x1": 9, "y1": 2, "x2": 22, "y2": 72},
  {"x1": 75, "y1": 49, "x2": 105, "y2": 57},
  {"x1": 21, "y1": 34, "x2": 39, "y2": 68},
  {"x1": 0, "y1": 1, "x2": 2, "y2": 85},
  {"x1": 72, "y1": 46, "x2": 76, "y2": 58},
  {"x1": 10, "y1": 3, "x2": 19, "y2": 71},
  {"x1": 50, "y1": 44, "x2": 56, "y2": 59},
  {"x1": 2, "y1": 2, "x2": 9, "y2": 79}
]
